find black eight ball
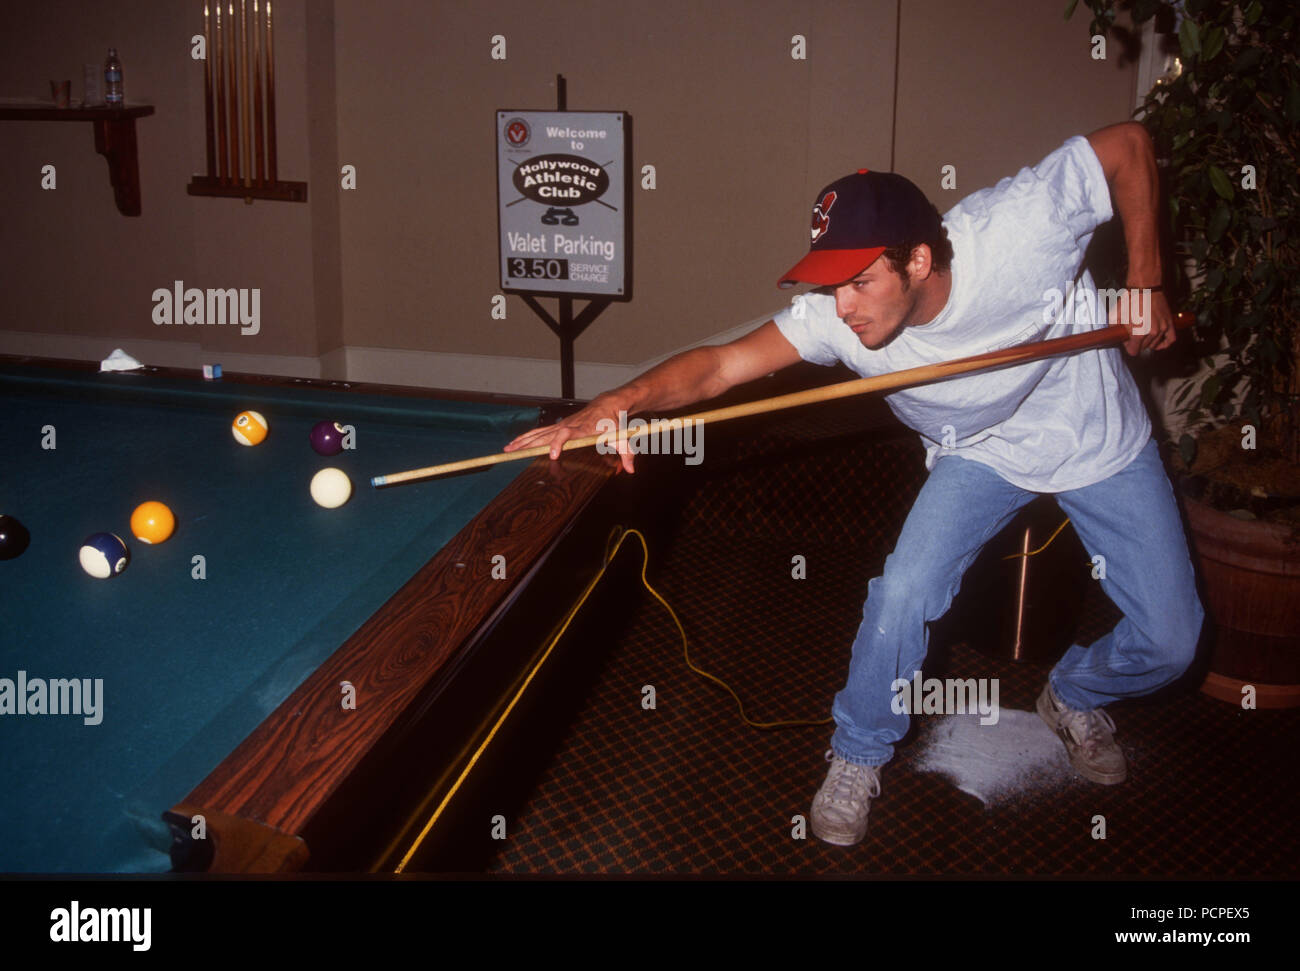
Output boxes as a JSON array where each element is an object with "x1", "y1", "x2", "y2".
[{"x1": 0, "y1": 515, "x2": 31, "y2": 560}]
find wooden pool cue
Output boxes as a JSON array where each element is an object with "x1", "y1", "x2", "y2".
[
  {"x1": 372, "y1": 312, "x2": 1194, "y2": 488},
  {"x1": 266, "y1": 0, "x2": 277, "y2": 183},
  {"x1": 253, "y1": 0, "x2": 264, "y2": 184},
  {"x1": 203, "y1": 4, "x2": 215, "y2": 179},
  {"x1": 227, "y1": 1, "x2": 239, "y2": 182},
  {"x1": 215, "y1": 1, "x2": 227, "y2": 182},
  {"x1": 240, "y1": 0, "x2": 250, "y2": 187}
]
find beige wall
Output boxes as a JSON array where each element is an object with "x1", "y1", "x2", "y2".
[
  {"x1": 895, "y1": 0, "x2": 1136, "y2": 200},
  {"x1": 0, "y1": 0, "x2": 1138, "y2": 391},
  {"x1": 0, "y1": 0, "x2": 321, "y2": 363},
  {"x1": 333, "y1": 0, "x2": 895, "y2": 365}
]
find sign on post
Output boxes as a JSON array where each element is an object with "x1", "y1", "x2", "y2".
[{"x1": 496, "y1": 110, "x2": 630, "y2": 300}]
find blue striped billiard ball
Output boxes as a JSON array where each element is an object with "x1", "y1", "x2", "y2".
[{"x1": 79, "y1": 532, "x2": 130, "y2": 579}]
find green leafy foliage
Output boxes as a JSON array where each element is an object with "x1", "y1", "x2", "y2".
[
  {"x1": 1069, "y1": 0, "x2": 1299, "y2": 460},
  {"x1": 1207, "y1": 165, "x2": 1234, "y2": 200}
]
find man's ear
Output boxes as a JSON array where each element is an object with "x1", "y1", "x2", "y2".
[{"x1": 910, "y1": 243, "x2": 934, "y2": 281}]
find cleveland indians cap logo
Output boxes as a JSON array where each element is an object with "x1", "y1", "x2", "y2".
[{"x1": 810, "y1": 190, "x2": 837, "y2": 244}]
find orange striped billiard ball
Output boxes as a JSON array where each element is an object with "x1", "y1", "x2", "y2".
[{"x1": 232, "y1": 410, "x2": 269, "y2": 446}]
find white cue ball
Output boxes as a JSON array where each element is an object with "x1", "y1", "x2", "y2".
[{"x1": 310, "y1": 467, "x2": 352, "y2": 508}]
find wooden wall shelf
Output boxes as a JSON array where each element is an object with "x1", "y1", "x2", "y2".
[{"x1": 0, "y1": 104, "x2": 155, "y2": 216}]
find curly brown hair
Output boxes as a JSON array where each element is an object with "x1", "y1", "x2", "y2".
[{"x1": 881, "y1": 225, "x2": 953, "y2": 290}]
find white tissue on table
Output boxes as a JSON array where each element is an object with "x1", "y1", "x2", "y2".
[{"x1": 100, "y1": 348, "x2": 143, "y2": 371}]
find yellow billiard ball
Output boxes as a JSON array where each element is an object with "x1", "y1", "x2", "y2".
[
  {"x1": 130, "y1": 501, "x2": 175, "y2": 544},
  {"x1": 232, "y1": 410, "x2": 269, "y2": 446}
]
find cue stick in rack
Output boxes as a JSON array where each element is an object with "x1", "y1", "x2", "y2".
[
  {"x1": 204, "y1": 0, "x2": 277, "y2": 188},
  {"x1": 215, "y1": 1, "x2": 227, "y2": 181},
  {"x1": 266, "y1": 0, "x2": 277, "y2": 182},
  {"x1": 371, "y1": 312, "x2": 1194, "y2": 489},
  {"x1": 227, "y1": 1, "x2": 238, "y2": 182},
  {"x1": 240, "y1": 0, "x2": 250, "y2": 187},
  {"x1": 253, "y1": 0, "x2": 264, "y2": 184},
  {"x1": 203, "y1": 4, "x2": 215, "y2": 178}
]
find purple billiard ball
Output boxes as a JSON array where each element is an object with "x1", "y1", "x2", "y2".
[{"x1": 309, "y1": 420, "x2": 347, "y2": 456}]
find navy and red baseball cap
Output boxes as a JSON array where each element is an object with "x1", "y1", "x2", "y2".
[{"x1": 778, "y1": 169, "x2": 942, "y2": 288}]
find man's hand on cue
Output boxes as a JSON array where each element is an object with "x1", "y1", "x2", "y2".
[
  {"x1": 1117, "y1": 286, "x2": 1176, "y2": 356},
  {"x1": 503, "y1": 393, "x2": 637, "y2": 474}
]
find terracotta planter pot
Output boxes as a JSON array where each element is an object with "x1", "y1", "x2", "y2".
[{"x1": 1185, "y1": 496, "x2": 1300, "y2": 707}]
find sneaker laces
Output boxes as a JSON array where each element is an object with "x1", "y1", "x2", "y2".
[
  {"x1": 822, "y1": 750, "x2": 881, "y2": 804},
  {"x1": 1056, "y1": 707, "x2": 1117, "y2": 754}
]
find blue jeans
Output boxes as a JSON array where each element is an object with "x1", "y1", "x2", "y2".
[{"x1": 830, "y1": 437, "x2": 1204, "y2": 766}]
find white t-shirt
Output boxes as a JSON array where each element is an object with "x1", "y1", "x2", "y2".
[{"x1": 773, "y1": 135, "x2": 1150, "y2": 493}]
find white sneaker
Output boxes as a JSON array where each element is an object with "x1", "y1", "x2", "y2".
[
  {"x1": 810, "y1": 750, "x2": 881, "y2": 846},
  {"x1": 1037, "y1": 683, "x2": 1128, "y2": 785}
]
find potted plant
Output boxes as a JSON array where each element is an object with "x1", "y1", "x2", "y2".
[{"x1": 1070, "y1": 0, "x2": 1299, "y2": 705}]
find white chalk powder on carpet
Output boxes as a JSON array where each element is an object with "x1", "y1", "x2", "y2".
[{"x1": 913, "y1": 710, "x2": 1075, "y2": 807}]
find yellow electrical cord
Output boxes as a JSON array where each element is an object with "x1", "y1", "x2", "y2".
[
  {"x1": 391, "y1": 514, "x2": 1078, "y2": 870},
  {"x1": 388, "y1": 524, "x2": 829, "y2": 873},
  {"x1": 602, "y1": 528, "x2": 834, "y2": 732},
  {"x1": 1000, "y1": 517, "x2": 1072, "y2": 560}
]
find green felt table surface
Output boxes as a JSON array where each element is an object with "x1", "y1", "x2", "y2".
[{"x1": 0, "y1": 364, "x2": 538, "y2": 872}]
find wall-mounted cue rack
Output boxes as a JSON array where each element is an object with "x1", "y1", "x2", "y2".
[{"x1": 188, "y1": 0, "x2": 306, "y2": 203}]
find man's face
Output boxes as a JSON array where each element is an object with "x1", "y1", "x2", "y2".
[{"x1": 831, "y1": 256, "x2": 917, "y2": 349}]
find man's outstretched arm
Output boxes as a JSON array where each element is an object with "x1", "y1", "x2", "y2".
[
  {"x1": 503, "y1": 320, "x2": 803, "y2": 472},
  {"x1": 1086, "y1": 121, "x2": 1175, "y2": 354}
]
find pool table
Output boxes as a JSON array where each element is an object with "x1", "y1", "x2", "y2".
[{"x1": 0, "y1": 356, "x2": 621, "y2": 874}]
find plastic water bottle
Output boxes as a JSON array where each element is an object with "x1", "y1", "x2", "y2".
[{"x1": 104, "y1": 48, "x2": 123, "y2": 108}]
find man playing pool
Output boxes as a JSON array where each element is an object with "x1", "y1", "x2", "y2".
[{"x1": 504, "y1": 121, "x2": 1203, "y2": 847}]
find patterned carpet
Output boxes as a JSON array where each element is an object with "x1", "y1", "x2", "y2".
[{"x1": 423, "y1": 407, "x2": 1299, "y2": 876}]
